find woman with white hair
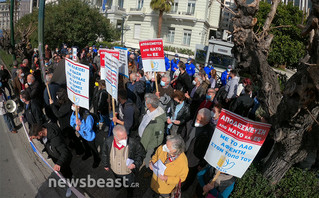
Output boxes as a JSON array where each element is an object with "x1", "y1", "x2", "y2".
[{"x1": 143, "y1": 134, "x2": 189, "y2": 198}]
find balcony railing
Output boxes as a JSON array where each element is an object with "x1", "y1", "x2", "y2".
[
  {"x1": 181, "y1": 11, "x2": 194, "y2": 16},
  {"x1": 130, "y1": 7, "x2": 143, "y2": 11}
]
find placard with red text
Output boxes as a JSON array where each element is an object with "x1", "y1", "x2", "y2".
[{"x1": 139, "y1": 39, "x2": 165, "y2": 72}]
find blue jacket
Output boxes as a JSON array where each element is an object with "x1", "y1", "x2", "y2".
[
  {"x1": 221, "y1": 70, "x2": 231, "y2": 86},
  {"x1": 165, "y1": 56, "x2": 170, "y2": 71},
  {"x1": 171, "y1": 59, "x2": 180, "y2": 72},
  {"x1": 204, "y1": 66, "x2": 214, "y2": 79},
  {"x1": 70, "y1": 112, "x2": 96, "y2": 141},
  {"x1": 185, "y1": 63, "x2": 195, "y2": 76}
]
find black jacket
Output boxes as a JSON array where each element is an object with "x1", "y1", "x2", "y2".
[
  {"x1": 93, "y1": 89, "x2": 109, "y2": 115},
  {"x1": 25, "y1": 80, "x2": 44, "y2": 106},
  {"x1": 176, "y1": 71, "x2": 193, "y2": 93},
  {"x1": 50, "y1": 101, "x2": 72, "y2": 130},
  {"x1": 186, "y1": 124, "x2": 213, "y2": 167},
  {"x1": 166, "y1": 101, "x2": 191, "y2": 126},
  {"x1": 43, "y1": 123, "x2": 72, "y2": 166},
  {"x1": 24, "y1": 100, "x2": 45, "y2": 126},
  {"x1": 230, "y1": 93, "x2": 254, "y2": 117},
  {"x1": 187, "y1": 84, "x2": 207, "y2": 117},
  {"x1": 101, "y1": 137, "x2": 146, "y2": 173}
]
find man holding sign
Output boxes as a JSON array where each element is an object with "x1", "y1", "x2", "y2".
[{"x1": 197, "y1": 109, "x2": 271, "y2": 197}]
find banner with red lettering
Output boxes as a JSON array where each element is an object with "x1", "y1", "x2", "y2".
[
  {"x1": 204, "y1": 109, "x2": 271, "y2": 178},
  {"x1": 103, "y1": 50, "x2": 119, "y2": 101},
  {"x1": 99, "y1": 49, "x2": 120, "y2": 81},
  {"x1": 139, "y1": 39, "x2": 165, "y2": 72}
]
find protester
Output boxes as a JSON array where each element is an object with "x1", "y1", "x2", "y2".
[
  {"x1": 196, "y1": 166, "x2": 235, "y2": 198},
  {"x1": 198, "y1": 70, "x2": 211, "y2": 91},
  {"x1": 93, "y1": 80, "x2": 109, "y2": 130},
  {"x1": 25, "y1": 74, "x2": 44, "y2": 107},
  {"x1": 45, "y1": 44, "x2": 52, "y2": 59},
  {"x1": 166, "y1": 90, "x2": 191, "y2": 137},
  {"x1": 113, "y1": 89, "x2": 136, "y2": 134},
  {"x1": 237, "y1": 78, "x2": 252, "y2": 97},
  {"x1": 50, "y1": 88, "x2": 84, "y2": 155},
  {"x1": 70, "y1": 105, "x2": 101, "y2": 168},
  {"x1": 182, "y1": 108, "x2": 213, "y2": 191},
  {"x1": 143, "y1": 134, "x2": 188, "y2": 197},
  {"x1": 20, "y1": 91, "x2": 45, "y2": 128},
  {"x1": 197, "y1": 88, "x2": 217, "y2": 111},
  {"x1": 224, "y1": 69, "x2": 239, "y2": 105},
  {"x1": 156, "y1": 74, "x2": 174, "y2": 110},
  {"x1": 210, "y1": 69, "x2": 218, "y2": 89},
  {"x1": 30, "y1": 123, "x2": 73, "y2": 197},
  {"x1": 102, "y1": 125, "x2": 145, "y2": 197},
  {"x1": 12, "y1": 69, "x2": 26, "y2": 103},
  {"x1": 165, "y1": 53, "x2": 170, "y2": 71},
  {"x1": 174, "y1": 61, "x2": 193, "y2": 93},
  {"x1": 221, "y1": 65, "x2": 232, "y2": 86},
  {"x1": 0, "y1": 88, "x2": 17, "y2": 133},
  {"x1": 0, "y1": 64, "x2": 12, "y2": 97},
  {"x1": 230, "y1": 85, "x2": 254, "y2": 117},
  {"x1": 211, "y1": 103, "x2": 222, "y2": 128},
  {"x1": 43, "y1": 69, "x2": 60, "y2": 123},
  {"x1": 138, "y1": 93, "x2": 166, "y2": 168},
  {"x1": 185, "y1": 73, "x2": 207, "y2": 116}
]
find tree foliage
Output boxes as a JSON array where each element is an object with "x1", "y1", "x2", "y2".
[
  {"x1": 150, "y1": 0, "x2": 174, "y2": 38},
  {"x1": 16, "y1": 0, "x2": 117, "y2": 49},
  {"x1": 255, "y1": 2, "x2": 307, "y2": 68}
]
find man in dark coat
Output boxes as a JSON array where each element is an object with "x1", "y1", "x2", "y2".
[
  {"x1": 175, "y1": 61, "x2": 193, "y2": 93},
  {"x1": 182, "y1": 108, "x2": 213, "y2": 191},
  {"x1": 30, "y1": 122, "x2": 73, "y2": 197},
  {"x1": 230, "y1": 85, "x2": 254, "y2": 117},
  {"x1": 0, "y1": 64, "x2": 12, "y2": 97},
  {"x1": 20, "y1": 91, "x2": 45, "y2": 128},
  {"x1": 25, "y1": 74, "x2": 44, "y2": 107},
  {"x1": 102, "y1": 125, "x2": 145, "y2": 197}
]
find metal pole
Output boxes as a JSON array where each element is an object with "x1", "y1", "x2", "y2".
[
  {"x1": 38, "y1": 0, "x2": 45, "y2": 82},
  {"x1": 10, "y1": 0, "x2": 16, "y2": 61},
  {"x1": 121, "y1": 17, "x2": 124, "y2": 46}
]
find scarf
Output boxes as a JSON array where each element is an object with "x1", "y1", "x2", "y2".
[{"x1": 138, "y1": 107, "x2": 164, "y2": 137}]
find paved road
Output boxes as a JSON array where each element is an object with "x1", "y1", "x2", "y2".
[{"x1": 0, "y1": 115, "x2": 76, "y2": 198}]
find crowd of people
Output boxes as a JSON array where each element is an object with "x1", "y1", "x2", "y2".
[{"x1": 0, "y1": 43, "x2": 269, "y2": 198}]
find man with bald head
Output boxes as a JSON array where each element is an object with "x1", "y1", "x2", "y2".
[
  {"x1": 102, "y1": 125, "x2": 145, "y2": 197},
  {"x1": 182, "y1": 108, "x2": 213, "y2": 191},
  {"x1": 25, "y1": 74, "x2": 44, "y2": 107}
]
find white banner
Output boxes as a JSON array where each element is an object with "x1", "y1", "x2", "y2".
[
  {"x1": 72, "y1": 47, "x2": 77, "y2": 61},
  {"x1": 204, "y1": 109, "x2": 271, "y2": 178},
  {"x1": 65, "y1": 58, "x2": 90, "y2": 110},
  {"x1": 114, "y1": 46, "x2": 129, "y2": 78},
  {"x1": 139, "y1": 39, "x2": 166, "y2": 72},
  {"x1": 104, "y1": 52, "x2": 119, "y2": 101}
]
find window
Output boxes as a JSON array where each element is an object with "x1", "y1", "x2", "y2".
[
  {"x1": 137, "y1": 0, "x2": 144, "y2": 9},
  {"x1": 187, "y1": 0, "x2": 196, "y2": 15},
  {"x1": 118, "y1": 0, "x2": 124, "y2": 8},
  {"x1": 134, "y1": 24, "x2": 141, "y2": 39},
  {"x1": 167, "y1": 28, "x2": 175, "y2": 43},
  {"x1": 171, "y1": 2, "x2": 178, "y2": 13},
  {"x1": 183, "y1": 29, "x2": 192, "y2": 46}
]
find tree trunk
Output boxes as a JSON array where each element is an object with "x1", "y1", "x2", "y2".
[
  {"x1": 232, "y1": 0, "x2": 319, "y2": 184},
  {"x1": 157, "y1": 11, "x2": 163, "y2": 38}
]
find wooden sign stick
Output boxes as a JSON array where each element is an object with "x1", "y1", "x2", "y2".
[
  {"x1": 154, "y1": 72, "x2": 159, "y2": 93},
  {"x1": 112, "y1": 97, "x2": 116, "y2": 126},
  {"x1": 203, "y1": 156, "x2": 226, "y2": 195}
]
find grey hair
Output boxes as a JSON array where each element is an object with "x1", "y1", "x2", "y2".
[
  {"x1": 113, "y1": 125, "x2": 127, "y2": 137},
  {"x1": 28, "y1": 74, "x2": 35, "y2": 81},
  {"x1": 130, "y1": 73, "x2": 137, "y2": 81},
  {"x1": 166, "y1": 134, "x2": 185, "y2": 155},
  {"x1": 194, "y1": 73, "x2": 203, "y2": 84},
  {"x1": 162, "y1": 74, "x2": 171, "y2": 83},
  {"x1": 145, "y1": 93, "x2": 159, "y2": 108},
  {"x1": 197, "y1": 108, "x2": 211, "y2": 123},
  {"x1": 207, "y1": 88, "x2": 216, "y2": 95}
]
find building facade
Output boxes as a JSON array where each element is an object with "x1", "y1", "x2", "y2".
[{"x1": 101, "y1": 0, "x2": 221, "y2": 51}]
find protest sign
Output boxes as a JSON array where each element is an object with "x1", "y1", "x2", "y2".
[
  {"x1": 139, "y1": 39, "x2": 165, "y2": 72},
  {"x1": 104, "y1": 51, "x2": 120, "y2": 101},
  {"x1": 114, "y1": 46, "x2": 129, "y2": 78},
  {"x1": 65, "y1": 58, "x2": 90, "y2": 110},
  {"x1": 204, "y1": 109, "x2": 271, "y2": 178},
  {"x1": 72, "y1": 47, "x2": 77, "y2": 61},
  {"x1": 99, "y1": 48, "x2": 108, "y2": 80}
]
